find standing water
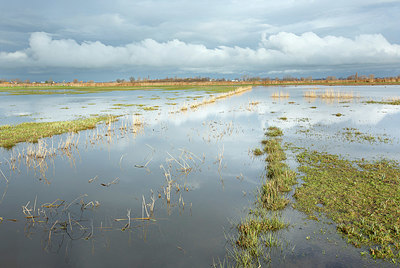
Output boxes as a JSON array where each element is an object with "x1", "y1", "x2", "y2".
[{"x1": 0, "y1": 85, "x2": 399, "y2": 267}]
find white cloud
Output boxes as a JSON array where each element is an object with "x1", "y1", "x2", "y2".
[{"x1": 1, "y1": 31, "x2": 400, "y2": 74}]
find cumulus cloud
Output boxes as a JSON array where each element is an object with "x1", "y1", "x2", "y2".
[{"x1": 1, "y1": 31, "x2": 400, "y2": 73}]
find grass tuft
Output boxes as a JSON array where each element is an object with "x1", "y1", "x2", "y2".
[{"x1": 265, "y1": 126, "x2": 283, "y2": 137}]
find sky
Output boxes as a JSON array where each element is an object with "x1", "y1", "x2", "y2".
[{"x1": 1, "y1": 0, "x2": 400, "y2": 81}]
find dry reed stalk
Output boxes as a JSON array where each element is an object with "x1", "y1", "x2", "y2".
[
  {"x1": 22, "y1": 201, "x2": 35, "y2": 222},
  {"x1": 180, "y1": 103, "x2": 188, "y2": 111},
  {"x1": 100, "y1": 177, "x2": 119, "y2": 187},
  {"x1": 178, "y1": 148, "x2": 204, "y2": 165},
  {"x1": 166, "y1": 151, "x2": 191, "y2": 174},
  {"x1": 160, "y1": 164, "x2": 173, "y2": 203},
  {"x1": 217, "y1": 145, "x2": 225, "y2": 172},
  {"x1": 26, "y1": 140, "x2": 55, "y2": 160},
  {"x1": 83, "y1": 200, "x2": 100, "y2": 209},
  {"x1": 48, "y1": 220, "x2": 59, "y2": 243},
  {"x1": 127, "y1": 209, "x2": 131, "y2": 229},
  {"x1": 0, "y1": 167, "x2": 8, "y2": 183},
  {"x1": 132, "y1": 115, "x2": 143, "y2": 126},
  {"x1": 68, "y1": 212, "x2": 72, "y2": 232},
  {"x1": 179, "y1": 194, "x2": 185, "y2": 208},
  {"x1": 303, "y1": 91, "x2": 317, "y2": 98},
  {"x1": 389, "y1": 96, "x2": 400, "y2": 101},
  {"x1": 148, "y1": 189, "x2": 156, "y2": 215},
  {"x1": 88, "y1": 175, "x2": 98, "y2": 183},
  {"x1": 59, "y1": 132, "x2": 80, "y2": 151},
  {"x1": 134, "y1": 144, "x2": 154, "y2": 172},
  {"x1": 64, "y1": 194, "x2": 88, "y2": 211}
]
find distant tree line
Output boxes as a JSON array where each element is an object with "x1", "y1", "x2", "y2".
[{"x1": 2, "y1": 73, "x2": 400, "y2": 85}]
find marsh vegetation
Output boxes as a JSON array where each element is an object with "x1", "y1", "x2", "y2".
[{"x1": 0, "y1": 84, "x2": 400, "y2": 267}]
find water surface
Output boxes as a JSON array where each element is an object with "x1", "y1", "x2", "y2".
[{"x1": 1, "y1": 85, "x2": 399, "y2": 267}]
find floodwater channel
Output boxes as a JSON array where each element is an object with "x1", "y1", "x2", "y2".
[{"x1": 0, "y1": 85, "x2": 399, "y2": 267}]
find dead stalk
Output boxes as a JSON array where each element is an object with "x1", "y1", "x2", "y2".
[
  {"x1": 88, "y1": 175, "x2": 98, "y2": 183},
  {"x1": 0, "y1": 167, "x2": 9, "y2": 183},
  {"x1": 64, "y1": 194, "x2": 88, "y2": 211}
]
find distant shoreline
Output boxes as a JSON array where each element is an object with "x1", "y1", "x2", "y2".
[{"x1": 1, "y1": 78, "x2": 400, "y2": 89}]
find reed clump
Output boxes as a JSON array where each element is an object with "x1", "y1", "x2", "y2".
[
  {"x1": 271, "y1": 91, "x2": 290, "y2": 98},
  {"x1": 304, "y1": 89, "x2": 358, "y2": 100}
]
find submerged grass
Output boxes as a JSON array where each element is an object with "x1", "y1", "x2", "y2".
[
  {"x1": 340, "y1": 127, "x2": 391, "y2": 144},
  {"x1": 0, "y1": 115, "x2": 118, "y2": 149},
  {"x1": 294, "y1": 150, "x2": 400, "y2": 261},
  {"x1": 364, "y1": 97, "x2": 400, "y2": 105}
]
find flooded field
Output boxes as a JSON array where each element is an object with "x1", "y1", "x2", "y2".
[{"x1": 1, "y1": 85, "x2": 400, "y2": 267}]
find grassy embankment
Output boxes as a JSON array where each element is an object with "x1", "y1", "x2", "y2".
[
  {"x1": 0, "y1": 115, "x2": 117, "y2": 149},
  {"x1": 229, "y1": 127, "x2": 297, "y2": 266},
  {"x1": 294, "y1": 150, "x2": 400, "y2": 262}
]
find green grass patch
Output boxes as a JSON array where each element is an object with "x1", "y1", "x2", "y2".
[
  {"x1": 17, "y1": 113, "x2": 32, "y2": 117},
  {"x1": 0, "y1": 115, "x2": 118, "y2": 149},
  {"x1": 364, "y1": 100, "x2": 400, "y2": 105},
  {"x1": 142, "y1": 106, "x2": 159, "y2": 111},
  {"x1": 112, "y1": 103, "x2": 136, "y2": 107},
  {"x1": 265, "y1": 126, "x2": 283, "y2": 137},
  {"x1": 261, "y1": 130, "x2": 297, "y2": 210},
  {"x1": 233, "y1": 210, "x2": 288, "y2": 267},
  {"x1": 294, "y1": 150, "x2": 400, "y2": 261},
  {"x1": 252, "y1": 148, "x2": 263, "y2": 156}
]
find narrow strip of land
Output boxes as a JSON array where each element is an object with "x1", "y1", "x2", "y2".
[{"x1": 0, "y1": 115, "x2": 117, "y2": 149}]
